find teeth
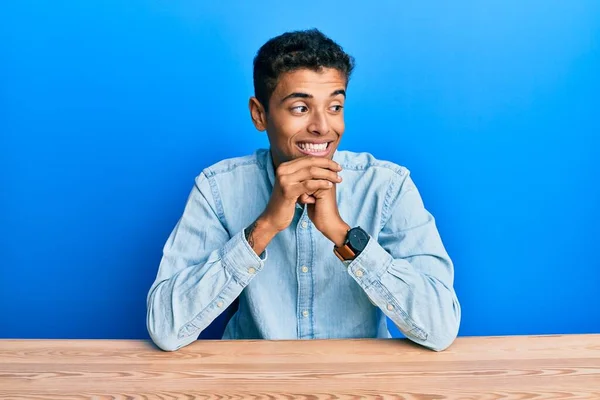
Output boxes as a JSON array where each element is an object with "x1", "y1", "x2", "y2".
[{"x1": 299, "y1": 142, "x2": 328, "y2": 152}]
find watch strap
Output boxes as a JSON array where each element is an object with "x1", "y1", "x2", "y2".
[{"x1": 334, "y1": 243, "x2": 356, "y2": 261}]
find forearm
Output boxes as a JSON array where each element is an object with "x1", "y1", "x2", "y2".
[
  {"x1": 377, "y1": 262, "x2": 460, "y2": 351},
  {"x1": 347, "y1": 238, "x2": 460, "y2": 351},
  {"x1": 244, "y1": 215, "x2": 279, "y2": 256},
  {"x1": 147, "y1": 231, "x2": 266, "y2": 351}
]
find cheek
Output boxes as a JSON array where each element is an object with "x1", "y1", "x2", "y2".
[
  {"x1": 332, "y1": 117, "x2": 345, "y2": 137},
  {"x1": 268, "y1": 115, "x2": 301, "y2": 147},
  {"x1": 277, "y1": 118, "x2": 306, "y2": 143},
  {"x1": 284, "y1": 115, "x2": 306, "y2": 131}
]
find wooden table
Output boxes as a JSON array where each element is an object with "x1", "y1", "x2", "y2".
[{"x1": 1, "y1": 335, "x2": 599, "y2": 399}]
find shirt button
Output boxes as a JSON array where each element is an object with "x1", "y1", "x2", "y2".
[
  {"x1": 301, "y1": 266, "x2": 309, "y2": 273},
  {"x1": 248, "y1": 267, "x2": 256, "y2": 274},
  {"x1": 302, "y1": 310, "x2": 309, "y2": 317},
  {"x1": 354, "y1": 269, "x2": 364, "y2": 278},
  {"x1": 216, "y1": 301, "x2": 224, "y2": 308},
  {"x1": 387, "y1": 304, "x2": 394, "y2": 311},
  {"x1": 301, "y1": 221, "x2": 308, "y2": 229}
]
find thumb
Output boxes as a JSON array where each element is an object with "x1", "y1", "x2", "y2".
[{"x1": 299, "y1": 193, "x2": 316, "y2": 204}]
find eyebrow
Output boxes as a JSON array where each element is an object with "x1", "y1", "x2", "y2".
[{"x1": 280, "y1": 89, "x2": 346, "y2": 104}]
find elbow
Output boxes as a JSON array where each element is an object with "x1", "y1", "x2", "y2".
[
  {"x1": 418, "y1": 321, "x2": 459, "y2": 352},
  {"x1": 147, "y1": 319, "x2": 177, "y2": 352},
  {"x1": 147, "y1": 318, "x2": 188, "y2": 352},
  {"x1": 427, "y1": 331, "x2": 458, "y2": 352},
  {"x1": 405, "y1": 320, "x2": 459, "y2": 352},
  {"x1": 425, "y1": 301, "x2": 461, "y2": 352},
  {"x1": 146, "y1": 306, "x2": 186, "y2": 352},
  {"x1": 146, "y1": 283, "x2": 188, "y2": 351},
  {"x1": 409, "y1": 296, "x2": 460, "y2": 352},
  {"x1": 147, "y1": 305, "x2": 201, "y2": 352},
  {"x1": 150, "y1": 333, "x2": 184, "y2": 352}
]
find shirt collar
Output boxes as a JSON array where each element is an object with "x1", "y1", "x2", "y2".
[{"x1": 265, "y1": 148, "x2": 276, "y2": 189}]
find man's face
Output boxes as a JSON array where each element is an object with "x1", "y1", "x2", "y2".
[{"x1": 252, "y1": 68, "x2": 347, "y2": 166}]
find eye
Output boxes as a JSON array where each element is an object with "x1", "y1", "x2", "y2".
[
  {"x1": 330, "y1": 105, "x2": 344, "y2": 113},
  {"x1": 291, "y1": 105, "x2": 308, "y2": 114}
]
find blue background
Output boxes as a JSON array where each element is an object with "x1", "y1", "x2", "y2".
[{"x1": 2, "y1": 1, "x2": 599, "y2": 340}]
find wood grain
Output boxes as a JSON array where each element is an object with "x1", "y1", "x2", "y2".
[{"x1": 0, "y1": 335, "x2": 599, "y2": 399}]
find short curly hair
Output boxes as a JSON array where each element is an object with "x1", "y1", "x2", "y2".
[{"x1": 253, "y1": 28, "x2": 355, "y2": 112}]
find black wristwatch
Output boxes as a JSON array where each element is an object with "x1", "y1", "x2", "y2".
[{"x1": 333, "y1": 226, "x2": 370, "y2": 261}]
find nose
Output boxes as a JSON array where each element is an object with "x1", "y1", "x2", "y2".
[{"x1": 307, "y1": 109, "x2": 330, "y2": 135}]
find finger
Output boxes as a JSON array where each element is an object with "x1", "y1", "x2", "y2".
[
  {"x1": 287, "y1": 166, "x2": 342, "y2": 185},
  {"x1": 312, "y1": 186, "x2": 335, "y2": 199},
  {"x1": 302, "y1": 179, "x2": 334, "y2": 194},
  {"x1": 280, "y1": 156, "x2": 342, "y2": 174},
  {"x1": 298, "y1": 193, "x2": 316, "y2": 204},
  {"x1": 287, "y1": 179, "x2": 333, "y2": 199}
]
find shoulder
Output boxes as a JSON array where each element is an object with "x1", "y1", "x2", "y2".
[
  {"x1": 200, "y1": 149, "x2": 268, "y2": 179},
  {"x1": 334, "y1": 149, "x2": 410, "y2": 181}
]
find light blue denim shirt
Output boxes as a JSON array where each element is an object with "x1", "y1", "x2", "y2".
[{"x1": 147, "y1": 148, "x2": 460, "y2": 351}]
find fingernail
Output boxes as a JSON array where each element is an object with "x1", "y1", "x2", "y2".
[{"x1": 328, "y1": 181, "x2": 333, "y2": 186}]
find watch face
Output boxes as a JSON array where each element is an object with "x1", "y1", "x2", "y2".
[{"x1": 348, "y1": 227, "x2": 369, "y2": 252}]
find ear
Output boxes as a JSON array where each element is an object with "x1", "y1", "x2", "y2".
[{"x1": 249, "y1": 97, "x2": 267, "y2": 131}]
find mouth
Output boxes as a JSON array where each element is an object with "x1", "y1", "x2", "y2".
[{"x1": 295, "y1": 141, "x2": 334, "y2": 157}]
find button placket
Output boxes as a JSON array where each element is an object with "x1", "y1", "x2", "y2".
[{"x1": 296, "y1": 207, "x2": 313, "y2": 339}]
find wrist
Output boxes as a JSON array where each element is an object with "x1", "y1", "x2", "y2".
[
  {"x1": 330, "y1": 220, "x2": 351, "y2": 247},
  {"x1": 256, "y1": 214, "x2": 282, "y2": 238},
  {"x1": 244, "y1": 215, "x2": 280, "y2": 257}
]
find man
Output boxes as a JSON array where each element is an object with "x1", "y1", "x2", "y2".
[{"x1": 146, "y1": 29, "x2": 460, "y2": 352}]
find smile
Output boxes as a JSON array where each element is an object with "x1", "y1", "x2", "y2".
[{"x1": 296, "y1": 141, "x2": 333, "y2": 157}]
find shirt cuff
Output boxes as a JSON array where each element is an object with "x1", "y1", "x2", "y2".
[
  {"x1": 346, "y1": 234, "x2": 393, "y2": 287},
  {"x1": 220, "y1": 230, "x2": 267, "y2": 286}
]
